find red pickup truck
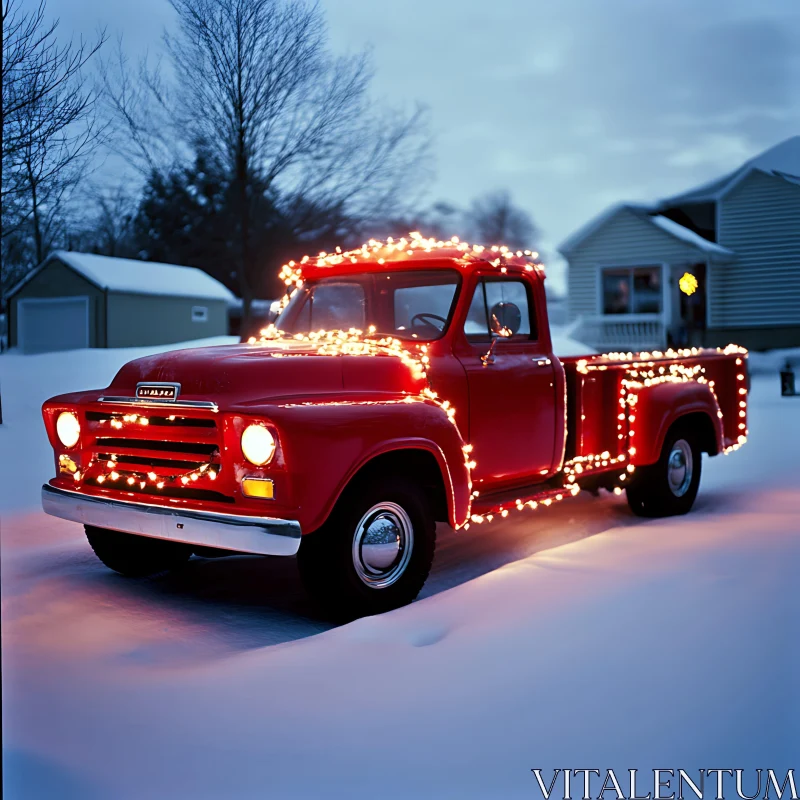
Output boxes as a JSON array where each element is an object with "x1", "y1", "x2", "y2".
[{"x1": 42, "y1": 234, "x2": 748, "y2": 617}]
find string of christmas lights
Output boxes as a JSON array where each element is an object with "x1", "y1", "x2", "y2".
[
  {"x1": 67, "y1": 449, "x2": 220, "y2": 491},
  {"x1": 276, "y1": 230, "x2": 541, "y2": 287}
]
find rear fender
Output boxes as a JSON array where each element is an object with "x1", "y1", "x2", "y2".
[{"x1": 631, "y1": 381, "x2": 723, "y2": 466}]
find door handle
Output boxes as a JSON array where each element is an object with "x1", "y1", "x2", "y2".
[{"x1": 532, "y1": 357, "x2": 552, "y2": 366}]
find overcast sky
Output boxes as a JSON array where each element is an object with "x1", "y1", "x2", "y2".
[{"x1": 29, "y1": 0, "x2": 800, "y2": 292}]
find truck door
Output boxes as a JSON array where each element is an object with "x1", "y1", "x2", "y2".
[{"x1": 455, "y1": 276, "x2": 557, "y2": 490}]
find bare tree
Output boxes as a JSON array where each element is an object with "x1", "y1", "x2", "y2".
[
  {"x1": 104, "y1": 0, "x2": 430, "y2": 329},
  {"x1": 99, "y1": 40, "x2": 179, "y2": 177},
  {"x1": 66, "y1": 181, "x2": 139, "y2": 257},
  {"x1": 467, "y1": 190, "x2": 536, "y2": 250},
  {"x1": 1, "y1": 0, "x2": 105, "y2": 277}
]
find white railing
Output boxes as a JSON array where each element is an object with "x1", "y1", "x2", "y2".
[{"x1": 571, "y1": 314, "x2": 667, "y2": 352}]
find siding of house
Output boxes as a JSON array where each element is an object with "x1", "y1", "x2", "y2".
[
  {"x1": 8, "y1": 259, "x2": 106, "y2": 348},
  {"x1": 106, "y1": 293, "x2": 228, "y2": 348},
  {"x1": 567, "y1": 207, "x2": 704, "y2": 320},
  {"x1": 713, "y1": 170, "x2": 800, "y2": 329}
]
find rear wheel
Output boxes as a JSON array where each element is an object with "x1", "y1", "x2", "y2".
[
  {"x1": 626, "y1": 426, "x2": 702, "y2": 518},
  {"x1": 85, "y1": 526, "x2": 193, "y2": 577},
  {"x1": 297, "y1": 475, "x2": 436, "y2": 620}
]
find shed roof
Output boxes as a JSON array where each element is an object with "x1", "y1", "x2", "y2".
[{"x1": 7, "y1": 251, "x2": 236, "y2": 303}]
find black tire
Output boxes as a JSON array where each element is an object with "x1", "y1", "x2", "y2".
[
  {"x1": 626, "y1": 424, "x2": 702, "y2": 518},
  {"x1": 297, "y1": 474, "x2": 436, "y2": 620},
  {"x1": 85, "y1": 526, "x2": 193, "y2": 577}
]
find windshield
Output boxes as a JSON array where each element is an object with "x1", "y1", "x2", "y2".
[{"x1": 275, "y1": 269, "x2": 461, "y2": 341}]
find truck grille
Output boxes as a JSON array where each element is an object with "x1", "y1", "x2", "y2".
[{"x1": 83, "y1": 408, "x2": 230, "y2": 502}]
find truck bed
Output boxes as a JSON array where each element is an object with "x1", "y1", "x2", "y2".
[
  {"x1": 470, "y1": 346, "x2": 747, "y2": 521},
  {"x1": 561, "y1": 346, "x2": 747, "y2": 463}
]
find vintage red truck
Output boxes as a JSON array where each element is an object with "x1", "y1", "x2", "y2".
[{"x1": 41, "y1": 234, "x2": 749, "y2": 617}]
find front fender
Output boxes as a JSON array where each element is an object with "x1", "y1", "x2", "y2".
[
  {"x1": 256, "y1": 396, "x2": 470, "y2": 533},
  {"x1": 631, "y1": 381, "x2": 723, "y2": 466}
]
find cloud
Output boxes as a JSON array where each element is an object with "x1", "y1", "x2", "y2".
[{"x1": 666, "y1": 134, "x2": 753, "y2": 170}]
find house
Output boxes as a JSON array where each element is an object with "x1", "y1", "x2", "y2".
[
  {"x1": 559, "y1": 136, "x2": 800, "y2": 352},
  {"x1": 6, "y1": 251, "x2": 236, "y2": 353}
]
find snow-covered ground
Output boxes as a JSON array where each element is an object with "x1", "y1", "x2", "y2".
[{"x1": 1, "y1": 342, "x2": 798, "y2": 799}]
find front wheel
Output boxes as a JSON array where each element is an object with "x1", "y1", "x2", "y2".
[
  {"x1": 297, "y1": 475, "x2": 436, "y2": 619},
  {"x1": 626, "y1": 426, "x2": 702, "y2": 517},
  {"x1": 85, "y1": 526, "x2": 193, "y2": 577}
]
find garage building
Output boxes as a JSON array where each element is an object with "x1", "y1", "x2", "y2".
[{"x1": 6, "y1": 251, "x2": 235, "y2": 353}]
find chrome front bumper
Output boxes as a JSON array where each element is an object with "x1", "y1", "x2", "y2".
[{"x1": 41, "y1": 484, "x2": 301, "y2": 556}]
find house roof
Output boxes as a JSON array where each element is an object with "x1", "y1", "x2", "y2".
[
  {"x1": 659, "y1": 135, "x2": 800, "y2": 207},
  {"x1": 558, "y1": 203, "x2": 649, "y2": 256},
  {"x1": 558, "y1": 204, "x2": 734, "y2": 260},
  {"x1": 559, "y1": 136, "x2": 799, "y2": 257},
  {"x1": 7, "y1": 251, "x2": 237, "y2": 303},
  {"x1": 649, "y1": 215, "x2": 734, "y2": 257}
]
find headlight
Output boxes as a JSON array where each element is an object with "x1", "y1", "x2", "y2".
[
  {"x1": 241, "y1": 424, "x2": 276, "y2": 466},
  {"x1": 56, "y1": 411, "x2": 81, "y2": 448}
]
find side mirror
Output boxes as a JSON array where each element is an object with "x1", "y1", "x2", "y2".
[
  {"x1": 489, "y1": 301, "x2": 521, "y2": 337},
  {"x1": 267, "y1": 299, "x2": 282, "y2": 323},
  {"x1": 481, "y1": 302, "x2": 521, "y2": 366}
]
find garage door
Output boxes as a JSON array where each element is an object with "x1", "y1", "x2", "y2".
[{"x1": 18, "y1": 297, "x2": 90, "y2": 353}]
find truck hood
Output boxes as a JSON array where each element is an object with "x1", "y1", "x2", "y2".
[{"x1": 107, "y1": 340, "x2": 427, "y2": 407}]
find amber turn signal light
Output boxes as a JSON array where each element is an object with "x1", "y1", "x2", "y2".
[{"x1": 242, "y1": 477, "x2": 274, "y2": 499}]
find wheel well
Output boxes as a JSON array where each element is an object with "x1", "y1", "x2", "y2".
[
  {"x1": 671, "y1": 412, "x2": 719, "y2": 455},
  {"x1": 346, "y1": 449, "x2": 449, "y2": 522}
]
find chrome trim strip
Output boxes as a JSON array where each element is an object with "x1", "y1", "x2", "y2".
[
  {"x1": 42, "y1": 484, "x2": 301, "y2": 556},
  {"x1": 98, "y1": 396, "x2": 218, "y2": 411}
]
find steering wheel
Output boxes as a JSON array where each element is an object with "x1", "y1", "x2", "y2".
[{"x1": 410, "y1": 312, "x2": 448, "y2": 331}]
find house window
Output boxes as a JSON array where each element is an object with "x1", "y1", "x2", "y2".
[
  {"x1": 601, "y1": 267, "x2": 662, "y2": 315},
  {"x1": 192, "y1": 306, "x2": 209, "y2": 322}
]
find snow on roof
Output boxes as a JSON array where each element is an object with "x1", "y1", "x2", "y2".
[
  {"x1": 47, "y1": 252, "x2": 237, "y2": 302},
  {"x1": 649, "y1": 215, "x2": 734, "y2": 257},
  {"x1": 660, "y1": 135, "x2": 800, "y2": 206},
  {"x1": 559, "y1": 205, "x2": 735, "y2": 260}
]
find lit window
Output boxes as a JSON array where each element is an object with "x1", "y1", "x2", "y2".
[{"x1": 601, "y1": 267, "x2": 662, "y2": 314}]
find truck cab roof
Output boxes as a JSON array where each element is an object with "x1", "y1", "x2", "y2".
[{"x1": 281, "y1": 235, "x2": 545, "y2": 286}]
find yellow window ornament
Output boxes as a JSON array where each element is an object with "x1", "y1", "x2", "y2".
[{"x1": 679, "y1": 272, "x2": 698, "y2": 296}]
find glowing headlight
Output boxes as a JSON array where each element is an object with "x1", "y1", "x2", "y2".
[
  {"x1": 56, "y1": 411, "x2": 81, "y2": 448},
  {"x1": 241, "y1": 424, "x2": 276, "y2": 466}
]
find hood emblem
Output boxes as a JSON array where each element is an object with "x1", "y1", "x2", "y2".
[{"x1": 136, "y1": 382, "x2": 181, "y2": 401}]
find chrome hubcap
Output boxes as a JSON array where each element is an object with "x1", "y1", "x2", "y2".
[
  {"x1": 352, "y1": 502, "x2": 413, "y2": 589},
  {"x1": 667, "y1": 439, "x2": 693, "y2": 497}
]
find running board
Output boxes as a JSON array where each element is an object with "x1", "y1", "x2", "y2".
[{"x1": 470, "y1": 481, "x2": 575, "y2": 518}]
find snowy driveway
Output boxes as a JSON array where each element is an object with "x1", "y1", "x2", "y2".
[{"x1": 1, "y1": 346, "x2": 798, "y2": 798}]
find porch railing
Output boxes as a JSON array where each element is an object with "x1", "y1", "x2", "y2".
[{"x1": 571, "y1": 314, "x2": 667, "y2": 352}]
